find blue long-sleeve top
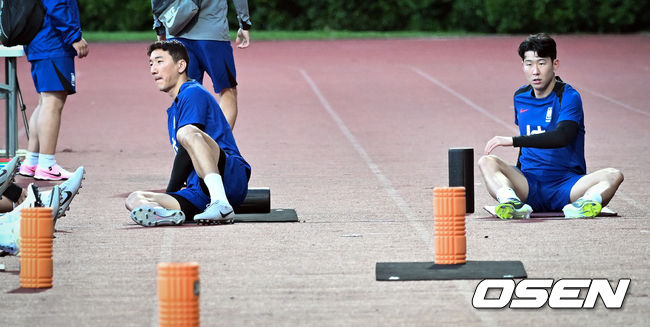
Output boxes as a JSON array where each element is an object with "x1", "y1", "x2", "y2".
[{"x1": 24, "y1": 0, "x2": 83, "y2": 61}]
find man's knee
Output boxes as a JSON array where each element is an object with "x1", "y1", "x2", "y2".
[
  {"x1": 40, "y1": 92, "x2": 67, "y2": 110},
  {"x1": 478, "y1": 155, "x2": 500, "y2": 172},
  {"x1": 125, "y1": 191, "x2": 145, "y2": 210},
  {"x1": 176, "y1": 125, "x2": 204, "y2": 147},
  {"x1": 604, "y1": 168, "x2": 624, "y2": 186}
]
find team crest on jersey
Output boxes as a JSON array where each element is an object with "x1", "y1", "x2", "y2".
[{"x1": 545, "y1": 107, "x2": 553, "y2": 122}]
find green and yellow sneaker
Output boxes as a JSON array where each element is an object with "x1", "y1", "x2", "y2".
[
  {"x1": 495, "y1": 199, "x2": 533, "y2": 219},
  {"x1": 562, "y1": 198, "x2": 602, "y2": 218}
]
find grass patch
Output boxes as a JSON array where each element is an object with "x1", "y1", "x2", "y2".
[{"x1": 84, "y1": 30, "x2": 481, "y2": 42}]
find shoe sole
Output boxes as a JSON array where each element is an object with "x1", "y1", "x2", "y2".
[
  {"x1": 564, "y1": 202, "x2": 602, "y2": 219},
  {"x1": 195, "y1": 212, "x2": 235, "y2": 225},
  {"x1": 495, "y1": 203, "x2": 532, "y2": 219},
  {"x1": 34, "y1": 175, "x2": 69, "y2": 181},
  {"x1": 131, "y1": 207, "x2": 186, "y2": 227}
]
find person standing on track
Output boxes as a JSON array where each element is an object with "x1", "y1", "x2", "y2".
[
  {"x1": 152, "y1": 0, "x2": 251, "y2": 130},
  {"x1": 125, "y1": 41, "x2": 250, "y2": 227},
  {"x1": 478, "y1": 33, "x2": 623, "y2": 219},
  {"x1": 19, "y1": 0, "x2": 89, "y2": 181}
]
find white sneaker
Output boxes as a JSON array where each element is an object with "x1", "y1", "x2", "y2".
[
  {"x1": 194, "y1": 200, "x2": 235, "y2": 225},
  {"x1": 130, "y1": 206, "x2": 185, "y2": 227},
  {"x1": 40, "y1": 185, "x2": 62, "y2": 225},
  {"x1": 40, "y1": 166, "x2": 84, "y2": 220},
  {"x1": 6, "y1": 183, "x2": 43, "y2": 223}
]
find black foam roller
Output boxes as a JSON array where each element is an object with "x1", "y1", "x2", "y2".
[
  {"x1": 234, "y1": 188, "x2": 271, "y2": 214},
  {"x1": 448, "y1": 147, "x2": 474, "y2": 213}
]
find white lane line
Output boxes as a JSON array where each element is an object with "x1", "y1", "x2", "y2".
[
  {"x1": 300, "y1": 68, "x2": 499, "y2": 326},
  {"x1": 578, "y1": 85, "x2": 650, "y2": 118},
  {"x1": 299, "y1": 68, "x2": 434, "y2": 250},
  {"x1": 409, "y1": 66, "x2": 518, "y2": 133}
]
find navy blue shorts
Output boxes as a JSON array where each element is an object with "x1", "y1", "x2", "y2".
[
  {"x1": 523, "y1": 170, "x2": 583, "y2": 212},
  {"x1": 172, "y1": 38, "x2": 237, "y2": 93},
  {"x1": 168, "y1": 150, "x2": 250, "y2": 218},
  {"x1": 30, "y1": 56, "x2": 76, "y2": 94}
]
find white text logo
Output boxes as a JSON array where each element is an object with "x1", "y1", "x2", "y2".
[{"x1": 472, "y1": 278, "x2": 630, "y2": 309}]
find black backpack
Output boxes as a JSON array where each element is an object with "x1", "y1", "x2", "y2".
[{"x1": 0, "y1": 0, "x2": 45, "y2": 46}]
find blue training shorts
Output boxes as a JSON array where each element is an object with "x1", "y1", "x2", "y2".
[
  {"x1": 169, "y1": 151, "x2": 250, "y2": 214},
  {"x1": 172, "y1": 38, "x2": 237, "y2": 93},
  {"x1": 523, "y1": 170, "x2": 583, "y2": 212},
  {"x1": 30, "y1": 56, "x2": 76, "y2": 94}
]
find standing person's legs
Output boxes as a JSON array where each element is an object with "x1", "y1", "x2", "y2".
[
  {"x1": 219, "y1": 87, "x2": 238, "y2": 129},
  {"x1": 172, "y1": 39, "x2": 238, "y2": 129},
  {"x1": 22, "y1": 57, "x2": 76, "y2": 180},
  {"x1": 36, "y1": 91, "x2": 67, "y2": 156},
  {"x1": 478, "y1": 155, "x2": 533, "y2": 219},
  {"x1": 199, "y1": 41, "x2": 239, "y2": 129}
]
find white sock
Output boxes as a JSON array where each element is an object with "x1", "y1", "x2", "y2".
[
  {"x1": 37, "y1": 154, "x2": 56, "y2": 169},
  {"x1": 496, "y1": 187, "x2": 519, "y2": 203},
  {"x1": 25, "y1": 151, "x2": 39, "y2": 166},
  {"x1": 581, "y1": 191, "x2": 603, "y2": 204},
  {"x1": 203, "y1": 173, "x2": 230, "y2": 205}
]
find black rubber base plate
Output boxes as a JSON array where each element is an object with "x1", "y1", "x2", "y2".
[{"x1": 376, "y1": 260, "x2": 527, "y2": 281}]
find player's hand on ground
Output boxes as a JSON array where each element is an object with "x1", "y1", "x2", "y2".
[
  {"x1": 236, "y1": 28, "x2": 250, "y2": 48},
  {"x1": 484, "y1": 136, "x2": 513, "y2": 154},
  {"x1": 73, "y1": 38, "x2": 89, "y2": 58}
]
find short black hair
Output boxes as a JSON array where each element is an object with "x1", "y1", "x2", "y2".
[
  {"x1": 147, "y1": 40, "x2": 190, "y2": 67},
  {"x1": 518, "y1": 33, "x2": 557, "y2": 61}
]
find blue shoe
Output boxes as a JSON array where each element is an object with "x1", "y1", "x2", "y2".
[
  {"x1": 130, "y1": 206, "x2": 185, "y2": 227},
  {"x1": 194, "y1": 200, "x2": 235, "y2": 225},
  {"x1": 563, "y1": 198, "x2": 602, "y2": 218},
  {"x1": 495, "y1": 198, "x2": 533, "y2": 219},
  {"x1": 0, "y1": 157, "x2": 20, "y2": 195}
]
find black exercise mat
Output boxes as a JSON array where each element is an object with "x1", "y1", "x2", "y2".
[
  {"x1": 484, "y1": 205, "x2": 617, "y2": 218},
  {"x1": 376, "y1": 260, "x2": 527, "y2": 281},
  {"x1": 234, "y1": 208, "x2": 298, "y2": 223}
]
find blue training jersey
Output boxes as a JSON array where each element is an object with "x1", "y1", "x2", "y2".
[
  {"x1": 513, "y1": 77, "x2": 586, "y2": 175},
  {"x1": 24, "y1": 0, "x2": 82, "y2": 61},
  {"x1": 167, "y1": 80, "x2": 249, "y2": 187}
]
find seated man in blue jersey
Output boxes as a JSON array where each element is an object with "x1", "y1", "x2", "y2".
[
  {"x1": 478, "y1": 33, "x2": 624, "y2": 219},
  {"x1": 125, "y1": 41, "x2": 250, "y2": 226}
]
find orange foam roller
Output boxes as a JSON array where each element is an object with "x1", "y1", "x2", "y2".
[
  {"x1": 433, "y1": 187, "x2": 466, "y2": 264},
  {"x1": 20, "y1": 207, "x2": 54, "y2": 288},
  {"x1": 158, "y1": 262, "x2": 200, "y2": 327}
]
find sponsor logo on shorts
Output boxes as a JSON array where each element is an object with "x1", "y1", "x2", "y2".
[{"x1": 472, "y1": 278, "x2": 630, "y2": 309}]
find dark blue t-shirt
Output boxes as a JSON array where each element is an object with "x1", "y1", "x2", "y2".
[
  {"x1": 166, "y1": 80, "x2": 249, "y2": 190},
  {"x1": 514, "y1": 79, "x2": 586, "y2": 176}
]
